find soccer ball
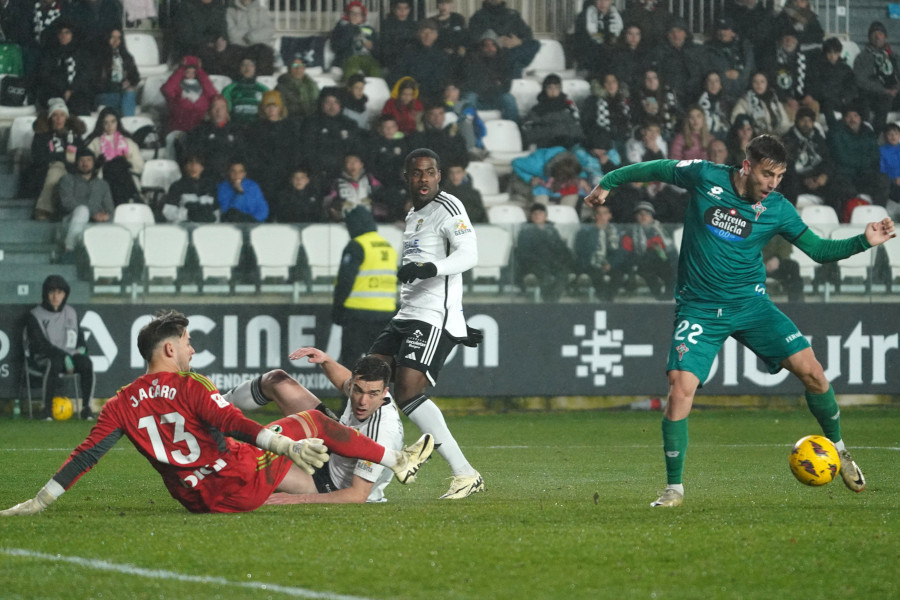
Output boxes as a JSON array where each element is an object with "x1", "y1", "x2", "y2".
[
  {"x1": 789, "y1": 435, "x2": 840, "y2": 486},
  {"x1": 52, "y1": 396, "x2": 73, "y2": 421}
]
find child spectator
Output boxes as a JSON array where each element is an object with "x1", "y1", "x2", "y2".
[
  {"x1": 85, "y1": 107, "x2": 145, "y2": 206},
  {"x1": 163, "y1": 154, "x2": 219, "y2": 223},
  {"x1": 272, "y1": 167, "x2": 324, "y2": 223},
  {"x1": 217, "y1": 159, "x2": 268, "y2": 222},
  {"x1": 880, "y1": 122, "x2": 900, "y2": 207},
  {"x1": 340, "y1": 73, "x2": 369, "y2": 128},
  {"x1": 161, "y1": 55, "x2": 219, "y2": 135},
  {"x1": 381, "y1": 76, "x2": 423, "y2": 135},
  {"x1": 330, "y1": 1, "x2": 381, "y2": 79},
  {"x1": 222, "y1": 57, "x2": 268, "y2": 126},
  {"x1": 325, "y1": 152, "x2": 386, "y2": 221},
  {"x1": 669, "y1": 106, "x2": 712, "y2": 162},
  {"x1": 622, "y1": 200, "x2": 676, "y2": 300},
  {"x1": 443, "y1": 81, "x2": 485, "y2": 156},
  {"x1": 521, "y1": 73, "x2": 584, "y2": 149}
]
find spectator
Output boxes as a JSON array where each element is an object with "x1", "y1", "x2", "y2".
[
  {"x1": 197, "y1": 35, "x2": 243, "y2": 80},
  {"x1": 808, "y1": 38, "x2": 858, "y2": 129},
  {"x1": 331, "y1": 1, "x2": 381, "y2": 79},
  {"x1": 366, "y1": 114, "x2": 407, "y2": 206},
  {"x1": 515, "y1": 203, "x2": 575, "y2": 302},
  {"x1": 217, "y1": 159, "x2": 268, "y2": 222},
  {"x1": 763, "y1": 236, "x2": 804, "y2": 302},
  {"x1": 222, "y1": 57, "x2": 268, "y2": 126},
  {"x1": 442, "y1": 81, "x2": 485, "y2": 155},
  {"x1": 68, "y1": 0, "x2": 122, "y2": 51},
  {"x1": 85, "y1": 107, "x2": 144, "y2": 206},
  {"x1": 93, "y1": 28, "x2": 140, "y2": 116},
  {"x1": 184, "y1": 94, "x2": 245, "y2": 180},
  {"x1": 26, "y1": 274, "x2": 95, "y2": 420},
  {"x1": 631, "y1": 68, "x2": 680, "y2": 141},
  {"x1": 731, "y1": 71, "x2": 790, "y2": 135},
  {"x1": 760, "y1": 28, "x2": 818, "y2": 120},
  {"x1": 28, "y1": 98, "x2": 85, "y2": 220},
  {"x1": 172, "y1": 0, "x2": 227, "y2": 60},
  {"x1": 37, "y1": 20, "x2": 92, "y2": 115},
  {"x1": 325, "y1": 152, "x2": 386, "y2": 221},
  {"x1": 854, "y1": 21, "x2": 900, "y2": 133},
  {"x1": 520, "y1": 73, "x2": 584, "y2": 149},
  {"x1": 162, "y1": 153, "x2": 219, "y2": 223},
  {"x1": 441, "y1": 163, "x2": 488, "y2": 223},
  {"x1": 623, "y1": 0, "x2": 671, "y2": 50},
  {"x1": 161, "y1": 55, "x2": 219, "y2": 135},
  {"x1": 622, "y1": 200, "x2": 676, "y2": 300},
  {"x1": 781, "y1": 106, "x2": 846, "y2": 210},
  {"x1": 647, "y1": 16, "x2": 703, "y2": 104},
  {"x1": 298, "y1": 87, "x2": 364, "y2": 181},
  {"x1": 583, "y1": 72, "x2": 632, "y2": 157},
  {"x1": 669, "y1": 106, "x2": 712, "y2": 162},
  {"x1": 340, "y1": 73, "x2": 369, "y2": 128},
  {"x1": 725, "y1": 0, "x2": 777, "y2": 60},
  {"x1": 467, "y1": 0, "x2": 540, "y2": 79},
  {"x1": 774, "y1": 0, "x2": 823, "y2": 51},
  {"x1": 57, "y1": 148, "x2": 113, "y2": 260},
  {"x1": 697, "y1": 71, "x2": 734, "y2": 140},
  {"x1": 573, "y1": 0, "x2": 623, "y2": 77},
  {"x1": 434, "y1": 0, "x2": 468, "y2": 78},
  {"x1": 702, "y1": 16, "x2": 755, "y2": 100},
  {"x1": 275, "y1": 55, "x2": 319, "y2": 123},
  {"x1": 610, "y1": 23, "x2": 647, "y2": 92},
  {"x1": 724, "y1": 113, "x2": 757, "y2": 165},
  {"x1": 393, "y1": 19, "x2": 450, "y2": 104},
  {"x1": 407, "y1": 102, "x2": 468, "y2": 169},
  {"x1": 462, "y1": 29, "x2": 519, "y2": 121},
  {"x1": 880, "y1": 122, "x2": 900, "y2": 207},
  {"x1": 707, "y1": 137, "x2": 730, "y2": 165},
  {"x1": 246, "y1": 90, "x2": 300, "y2": 200},
  {"x1": 511, "y1": 146, "x2": 599, "y2": 209},
  {"x1": 828, "y1": 102, "x2": 890, "y2": 213},
  {"x1": 28, "y1": 0, "x2": 65, "y2": 49},
  {"x1": 226, "y1": 0, "x2": 275, "y2": 75},
  {"x1": 573, "y1": 203, "x2": 627, "y2": 300},
  {"x1": 626, "y1": 119, "x2": 667, "y2": 164},
  {"x1": 271, "y1": 166, "x2": 324, "y2": 223},
  {"x1": 332, "y1": 206, "x2": 397, "y2": 368},
  {"x1": 381, "y1": 76, "x2": 423, "y2": 135},
  {"x1": 379, "y1": 0, "x2": 417, "y2": 75}
]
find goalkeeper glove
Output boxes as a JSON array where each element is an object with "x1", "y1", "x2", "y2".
[
  {"x1": 268, "y1": 434, "x2": 329, "y2": 475},
  {"x1": 462, "y1": 325, "x2": 484, "y2": 347},
  {"x1": 397, "y1": 262, "x2": 437, "y2": 283},
  {"x1": 1, "y1": 485, "x2": 57, "y2": 516}
]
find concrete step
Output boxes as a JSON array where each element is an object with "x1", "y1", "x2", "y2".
[
  {"x1": 0, "y1": 249, "x2": 54, "y2": 264},
  {"x1": 0, "y1": 221, "x2": 58, "y2": 244},
  {"x1": 0, "y1": 263, "x2": 78, "y2": 282},
  {"x1": 0, "y1": 204, "x2": 30, "y2": 220},
  {"x1": 0, "y1": 279, "x2": 91, "y2": 304}
]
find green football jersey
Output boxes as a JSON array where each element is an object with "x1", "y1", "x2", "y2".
[{"x1": 601, "y1": 159, "x2": 808, "y2": 307}]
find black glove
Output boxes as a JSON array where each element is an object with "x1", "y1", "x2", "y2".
[
  {"x1": 462, "y1": 325, "x2": 483, "y2": 347},
  {"x1": 397, "y1": 262, "x2": 438, "y2": 283}
]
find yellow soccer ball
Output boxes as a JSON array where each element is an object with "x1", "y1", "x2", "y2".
[
  {"x1": 52, "y1": 396, "x2": 73, "y2": 421},
  {"x1": 789, "y1": 435, "x2": 840, "y2": 486}
]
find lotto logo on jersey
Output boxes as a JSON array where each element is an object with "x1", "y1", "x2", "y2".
[
  {"x1": 704, "y1": 206, "x2": 752, "y2": 242},
  {"x1": 454, "y1": 219, "x2": 472, "y2": 236}
]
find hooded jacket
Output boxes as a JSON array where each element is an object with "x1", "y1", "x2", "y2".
[{"x1": 27, "y1": 275, "x2": 83, "y2": 359}]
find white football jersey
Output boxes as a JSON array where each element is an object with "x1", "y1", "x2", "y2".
[
  {"x1": 328, "y1": 394, "x2": 404, "y2": 503},
  {"x1": 397, "y1": 191, "x2": 478, "y2": 337}
]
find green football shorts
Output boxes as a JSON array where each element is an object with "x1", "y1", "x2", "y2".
[{"x1": 666, "y1": 297, "x2": 811, "y2": 385}]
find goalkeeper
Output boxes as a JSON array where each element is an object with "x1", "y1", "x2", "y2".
[
  {"x1": 584, "y1": 135, "x2": 896, "y2": 508},
  {"x1": 1, "y1": 310, "x2": 432, "y2": 516}
]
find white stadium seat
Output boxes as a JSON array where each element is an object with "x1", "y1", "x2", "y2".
[
  {"x1": 481, "y1": 119, "x2": 530, "y2": 175},
  {"x1": 82, "y1": 223, "x2": 134, "y2": 284},
  {"x1": 301, "y1": 223, "x2": 350, "y2": 285},
  {"x1": 113, "y1": 203, "x2": 156, "y2": 238},
  {"x1": 192, "y1": 224, "x2": 244, "y2": 289},
  {"x1": 138, "y1": 224, "x2": 189, "y2": 287},
  {"x1": 466, "y1": 161, "x2": 510, "y2": 207},
  {"x1": 488, "y1": 203, "x2": 527, "y2": 225},
  {"x1": 125, "y1": 32, "x2": 169, "y2": 78}
]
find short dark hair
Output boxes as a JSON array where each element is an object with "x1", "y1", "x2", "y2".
[
  {"x1": 405, "y1": 147, "x2": 440, "y2": 170},
  {"x1": 353, "y1": 355, "x2": 392, "y2": 386},
  {"x1": 885, "y1": 122, "x2": 900, "y2": 135},
  {"x1": 823, "y1": 37, "x2": 843, "y2": 54},
  {"x1": 137, "y1": 310, "x2": 189, "y2": 361},
  {"x1": 746, "y1": 134, "x2": 787, "y2": 167}
]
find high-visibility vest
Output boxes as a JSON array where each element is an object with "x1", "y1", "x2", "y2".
[{"x1": 344, "y1": 231, "x2": 398, "y2": 312}]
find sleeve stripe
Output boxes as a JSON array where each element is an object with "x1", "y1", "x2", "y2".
[
  {"x1": 435, "y1": 193, "x2": 461, "y2": 216},
  {"x1": 185, "y1": 372, "x2": 217, "y2": 391}
]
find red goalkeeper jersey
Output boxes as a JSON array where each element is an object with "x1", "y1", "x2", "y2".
[{"x1": 51, "y1": 371, "x2": 292, "y2": 513}]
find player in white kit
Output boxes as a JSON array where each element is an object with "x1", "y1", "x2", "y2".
[{"x1": 367, "y1": 148, "x2": 485, "y2": 499}]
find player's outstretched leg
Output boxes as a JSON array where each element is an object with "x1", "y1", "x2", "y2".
[{"x1": 805, "y1": 386, "x2": 865, "y2": 492}]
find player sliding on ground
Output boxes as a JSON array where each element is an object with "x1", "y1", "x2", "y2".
[
  {"x1": 1, "y1": 310, "x2": 433, "y2": 516},
  {"x1": 584, "y1": 135, "x2": 896, "y2": 507}
]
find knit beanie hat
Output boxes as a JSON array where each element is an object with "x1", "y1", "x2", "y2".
[{"x1": 47, "y1": 97, "x2": 68, "y2": 117}]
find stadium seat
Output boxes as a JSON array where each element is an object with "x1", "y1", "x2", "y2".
[
  {"x1": 192, "y1": 224, "x2": 244, "y2": 290},
  {"x1": 125, "y1": 32, "x2": 169, "y2": 78},
  {"x1": 7, "y1": 115, "x2": 36, "y2": 168},
  {"x1": 561, "y1": 78, "x2": 591, "y2": 105},
  {"x1": 376, "y1": 223, "x2": 404, "y2": 258},
  {"x1": 140, "y1": 158, "x2": 181, "y2": 208},
  {"x1": 488, "y1": 203, "x2": 527, "y2": 224},
  {"x1": 830, "y1": 225, "x2": 873, "y2": 291},
  {"x1": 140, "y1": 73, "x2": 169, "y2": 111},
  {"x1": 546, "y1": 204, "x2": 579, "y2": 224},
  {"x1": 138, "y1": 224, "x2": 189, "y2": 290},
  {"x1": 840, "y1": 39, "x2": 860, "y2": 67},
  {"x1": 800, "y1": 204, "x2": 839, "y2": 236},
  {"x1": 82, "y1": 223, "x2": 134, "y2": 287},
  {"x1": 471, "y1": 224, "x2": 512, "y2": 291},
  {"x1": 523, "y1": 39, "x2": 575, "y2": 80},
  {"x1": 849, "y1": 204, "x2": 889, "y2": 224},
  {"x1": 466, "y1": 161, "x2": 510, "y2": 207},
  {"x1": 249, "y1": 223, "x2": 302, "y2": 289},
  {"x1": 80, "y1": 113, "x2": 98, "y2": 135},
  {"x1": 510, "y1": 78, "x2": 541, "y2": 116},
  {"x1": 256, "y1": 75, "x2": 278, "y2": 90},
  {"x1": 790, "y1": 225, "x2": 822, "y2": 288},
  {"x1": 475, "y1": 109, "x2": 502, "y2": 122},
  {"x1": 672, "y1": 225, "x2": 684, "y2": 254},
  {"x1": 300, "y1": 223, "x2": 350, "y2": 287},
  {"x1": 363, "y1": 76, "x2": 391, "y2": 125},
  {"x1": 208, "y1": 74, "x2": 232, "y2": 93},
  {"x1": 884, "y1": 231, "x2": 900, "y2": 287},
  {"x1": 481, "y1": 119, "x2": 529, "y2": 175},
  {"x1": 795, "y1": 193, "x2": 823, "y2": 210},
  {"x1": 121, "y1": 115, "x2": 159, "y2": 160},
  {"x1": 113, "y1": 203, "x2": 156, "y2": 237},
  {"x1": 22, "y1": 328, "x2": 82, "y2": 419},
  {"x1": 0, "y1": 76, "x2": 37, "y2": 124}
]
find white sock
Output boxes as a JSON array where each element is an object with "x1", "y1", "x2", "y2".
[
  {"x1": 403, "y1": 397, "x2": 474, "y2": 477},
  {"x1": 380, "y1": 451, "x2": 398, "y2": 468},
  {"x1": 667, "y1": 483, "x2": 684, "y2": 495},
  {"x1": 834, "y1": 439, "x2": 846, "y2": 452},
  {"x1": 224, "y1": 378, "x2": 269, "y2": 411}
]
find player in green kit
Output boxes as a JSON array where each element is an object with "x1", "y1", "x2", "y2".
[{"x1": 585, "y1": 135, "x2": 896, "y2": 507}]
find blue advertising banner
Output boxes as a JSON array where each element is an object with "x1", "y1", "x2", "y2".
[{"x1": 0, "y1": 303, "x2": 897, "y2": 398}]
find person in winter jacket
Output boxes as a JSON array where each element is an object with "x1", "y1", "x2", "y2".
[
  {"x1": 161, "y1": 55, "x2": 219, "y2": 134},
  {"x1": 217, "y1": 158, "x2": 269, "y2": 221},
  {"x1": 84, "y1": 107, "x2": 145, "y2": 205},
  {"x1": 29, "y1": 98, "x2": 86, "y2": 220},
  {"x1": 381, "y1": 76, "x2": 423, "y2": 135},
  {"x1": 521, "y1": 73, "x2": 583, "y2": 149},
  {"x1": 93, "y1": 27, "x2": 140, "y2": 116}
]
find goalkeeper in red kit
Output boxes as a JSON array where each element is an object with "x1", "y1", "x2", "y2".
[{"x1": 1, "y1": 310, "x2": 433, "y2": 515}]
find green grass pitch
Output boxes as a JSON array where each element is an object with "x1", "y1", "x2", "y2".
[{"x1": 1, "y1": 407, "x2": 897, "y2": 600}]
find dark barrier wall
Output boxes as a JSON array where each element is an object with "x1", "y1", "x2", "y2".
[{"x1": 1, "y1": 303, "x2": 897, "y2": 398}]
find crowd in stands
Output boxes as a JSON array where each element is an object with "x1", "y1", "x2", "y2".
[{"x1": 3, "y1": 0, "x2": 899, "y2": 299}]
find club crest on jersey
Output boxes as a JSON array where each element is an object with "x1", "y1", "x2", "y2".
[
  {"x1": 454, "y1": 219, "x2": 472, "y2": 236},
  {"x1": 414, "y1": 218, "x2": 424, "y2": 232},
  {"x1": 676, "y1": 343, "x2": 689, "y2": 361},
  {"x1": 704, "y1": 206, "x2": 752, "y2": 242},
  {"x1": 752, "y1": 201, "x2": 767, "y2": 221}
]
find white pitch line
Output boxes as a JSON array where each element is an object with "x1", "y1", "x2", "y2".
[
  {"x1": 475, "y1": 444, "x2": 900, "y2": 451},
  {"x1": 1, "y1": 548, "x2": 376, "y2": 600}
]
